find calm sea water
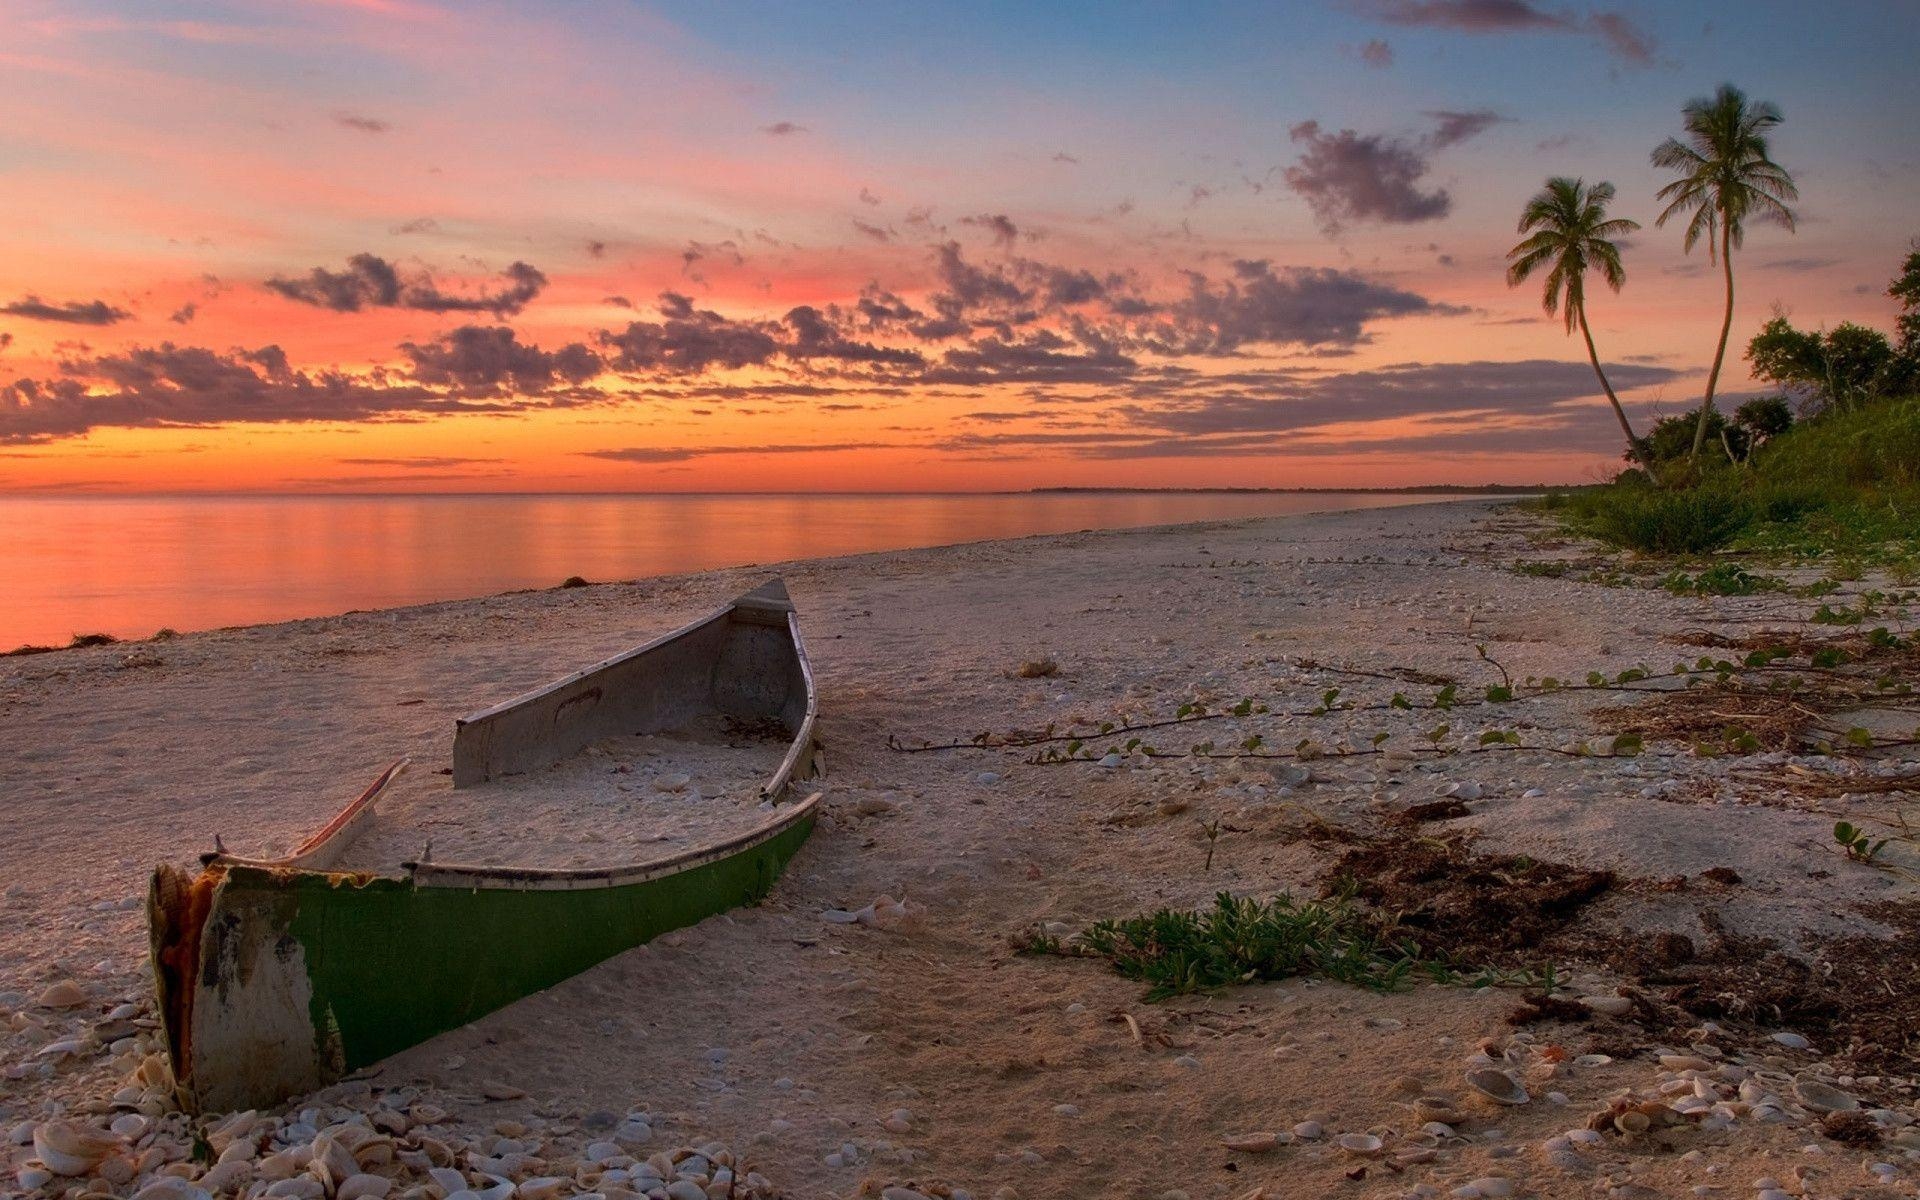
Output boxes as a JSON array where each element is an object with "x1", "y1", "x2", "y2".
[{"x1": 0, "y1": 492, "x2": 1484, "y2": 648}]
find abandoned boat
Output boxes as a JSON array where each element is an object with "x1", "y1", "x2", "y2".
[{"x1": 148, "y1": 579, "x2": 822, "y2": 1113}]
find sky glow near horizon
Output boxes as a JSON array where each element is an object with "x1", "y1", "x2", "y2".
[{"x1": 1, "y1": 0, "x2": 1916, "y2": 493}]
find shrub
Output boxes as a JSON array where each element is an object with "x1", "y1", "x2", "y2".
[{"x1": 1579, "y1": 484, "x2": 1753, "y2": 554}]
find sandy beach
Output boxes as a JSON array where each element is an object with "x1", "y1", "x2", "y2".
[{"x1": 5, "y1": 498, "x2": 1918, "y2": 1199}]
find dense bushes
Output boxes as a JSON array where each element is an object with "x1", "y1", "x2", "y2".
[{"x1": 1551, "y1": 396, "x2": 1920, "y2": 554}]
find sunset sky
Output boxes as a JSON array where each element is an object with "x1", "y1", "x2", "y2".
[{"x1": 2, "y1": 0, "x2": 1916, "y2": 493}]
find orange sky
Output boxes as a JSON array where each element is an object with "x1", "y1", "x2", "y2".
[{"x1": 1, "y1": 0, "x2": 1914, "y2": 492}]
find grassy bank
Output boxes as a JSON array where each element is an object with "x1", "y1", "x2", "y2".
[{"x1": 1541, "y1": 396, "x2": 1920, "y2": 560}]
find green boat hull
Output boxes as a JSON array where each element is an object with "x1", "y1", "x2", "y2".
[{"x1": 151, "y1": 808, "x2": 815, "y2": 1112}]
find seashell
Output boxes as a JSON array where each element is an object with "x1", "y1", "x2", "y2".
[
  {"x1": 1612, "y1": 1109, "x2": 1651, "y2": 1135},
  {"x1": 325, "y1": 1125, "x2": 376, "y2": 1152},
  {"x1": 313, "y1": 1133, "x2": 361, "y2": 1183},
  {"x1": 257, "y1": 1151, "x2": 303, "y2": 1181},
  {"x1": 1336, "y1": 1133, "x2": 1384, "y2": 1157},
  {"x1": 1573, "y1": 1054, "x2": 1612, "y2": 1067},
  {"x1": 337, "y1": 1176, "x2": 391, "y2": 1200},
  {"x1": 133, "y1": 1179, "x2": 211, "y2": 1200},
  {"x1": 354, "y1": 1138, "x2": 396, "y2": 1169},
  {"x1": 1465, "y1": 1068, "x2": 1529, "y2": 1106},
  {"x1": 135, "y1": 1053, "x2": 173, "y2": 1090},
  {"x1": 1632, "y1": 1101, "x2": 1684, "y2": 1127},
  {"x1": 1659, "y1": 1055, "x2": 1711, "y2": 1073},
  {"x1": 481, "y1": 1081, "x2": 526, "y2": 1102},
  {"x1": 109, "y1": 1114, "x2": 149, "y2": 1140},
  {"x1": 34, "y1": 1038, "x2": 86, "y2": 1059},
  {"x1": 200, "y1": 1160, "x2": 252, "y2": 1193},
  {"x1": 1410, "y1": 1096, "x2": 1459, "y2": 1122},
  {"x1": 411, "y1": 1104, "x2": 448, "y2": 1127},
  {"x1": 1581, "y1": 995, "x2": 1631, "y2": 1017},
  {"x1": 517, "y1": 1178, "x2": 567, "y2": 1200},
  {"x1": 38, "y1": 979, "x2": 87, "y2": 1009},
  {"x1": 1792, "y1": 1078, "x2": 1858, "y2": 1113},
  {"x1": 1219, "y1": 1133, "x2": 1279, "y2": 1153},
  {"x1": 34, "y1": 1120, "x2": 122, "y2": 1176}
]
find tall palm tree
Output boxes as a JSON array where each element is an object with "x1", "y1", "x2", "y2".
[
  {"x1": 1506, "y1": 177, "x2": 1650, "y2": 470},
  {"x1": 1651, "y1": 83, "x2": 1798, "y2": 460}
]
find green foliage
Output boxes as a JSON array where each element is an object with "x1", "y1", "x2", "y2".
[
  {"x1": 1735, "y1": 395, "x2": 1795, "y2": 441},
  {"x1": 1660, "y1": 562, "x2": 1782, "y2": 596},
  {"x1": 1074, "y1": 891, "x2": 1431, "y2": 1000},
  {"x1": 1893, "y1": 241, "x2": 1920, "y2": 355},
  {"x1": 1833, "y1": 821, "x2": 1889, "y2": 864},
  {"x1": 1513, "y1": 558, "x2": 1570, "y2": 578},
  {"x1": 1570, "y1": 478, "x2": 1754, "y2": 553},
  {"x1": 1565, "y1": 394, "x2": 1920, "y2": 557},
  {"x1": 1748, "y1": 316, "x2": 1904, "y2": 412}
]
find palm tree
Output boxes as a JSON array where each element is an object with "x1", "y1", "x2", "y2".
[
  {"x1": 1651, "y1": 84, "x2": 1798, "y2": 460},
  {"x1": 1506, "y1": 177, "x2": 1650, "y2": 470}
]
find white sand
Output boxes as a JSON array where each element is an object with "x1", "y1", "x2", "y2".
[{"x1": 4, "y1": 498, "x2": 1918, "y2": 1199}]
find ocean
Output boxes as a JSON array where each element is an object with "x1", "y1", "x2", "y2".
[{"x1": 0, "y1": 491, "x2": 1490, "y2": 648}]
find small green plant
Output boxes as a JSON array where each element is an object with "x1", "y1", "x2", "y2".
[
  {"x1": 1833, "y1": 820, "x2": 1889, "y2": 863},
  {"x1": 1513, "y1": 559, "x2": 1570, "y2": 578},
  {"x1": 1660, "y1": 562, "x2": 1781, "y2": 596},
  {"x1": 1201, "y1": 818, "x2": 1223, "y2": 871},
  {"x1": 1075, "y1": 891, "x2": 1425, "y2": 1000},
  {"x1": 1013, "y1": 929, "x2": 1063, "y2": 955}
]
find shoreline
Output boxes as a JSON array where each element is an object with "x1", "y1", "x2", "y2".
[{"x1": 4, "y1": 499, "x2": 1917, "y2": 1199}]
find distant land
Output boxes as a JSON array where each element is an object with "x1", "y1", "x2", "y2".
[{"x1": 1028, "y1": 484, "x2": 1566, "y2": 495}]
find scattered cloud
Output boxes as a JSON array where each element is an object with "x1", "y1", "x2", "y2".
[
  {"x1": 336, "y1": 456, "x2": 499, "y2": 469},
  {"x1": 852, "y1": 218, "x2": 895, "y2": 244},
  {"x1": 1585, "y1": 11, "x2": 1655, "y2": 64},
  {"x1": 1358, "y1": 38, "x2": 1394, "y2": 66},
  {"x1": 960, "y1": 213, "x2": 1021, "y2": 248},
  {"x1": 1285, "y1": 121, "x2": 1450, "y2": 232},
  {"x1": 1355, "y1": 0, "x2": 1657, "y2": 65},
  {"x1": 760, "y1": 121, "x2": 807, "y2": 136},
  {"x1": 1052, "y1": 151, "x2": 1080, "y2": 164},
  {"x1": 1424, "y1": 109, "x2": 1511, "y2": 148},
  {"x1": 858, "y1": 186, "x2": 882, "y2": 206},
  {"x1": 1, "y1": 343, "x2": 458, "y2": 443},
  {"x1": 583, "y1": 441, "x2": 897, "y2": 464},
  {"x1": 1762, "y1": 256, "x2": 1841, "y2": 273},
  {"x1": 334, "y1": 112, "x2": 391, "y2": 133},
  {"x1": 392, "y1": 217, "x2": 439, "y2": 235},
  {"x1": 4, "y1": 237, "x2": 1467, "y2": 447},
  {"x1": 1, "y1": 296, "x2": 133, "y2": 325},
  {"x1": 265, "y1": 255, "x2": 548, "y2": 316},
  {"x1": 400, "y1": 325, "x2": 601, "y2": 394}
]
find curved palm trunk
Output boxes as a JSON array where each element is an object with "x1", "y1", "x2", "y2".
[
  {"x1": 1690, "y1": 219, "x2": 1736, "y2": 459},
  {"x1": 1576, "y1": 303, "x2": 1649, "y2": 471}
]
